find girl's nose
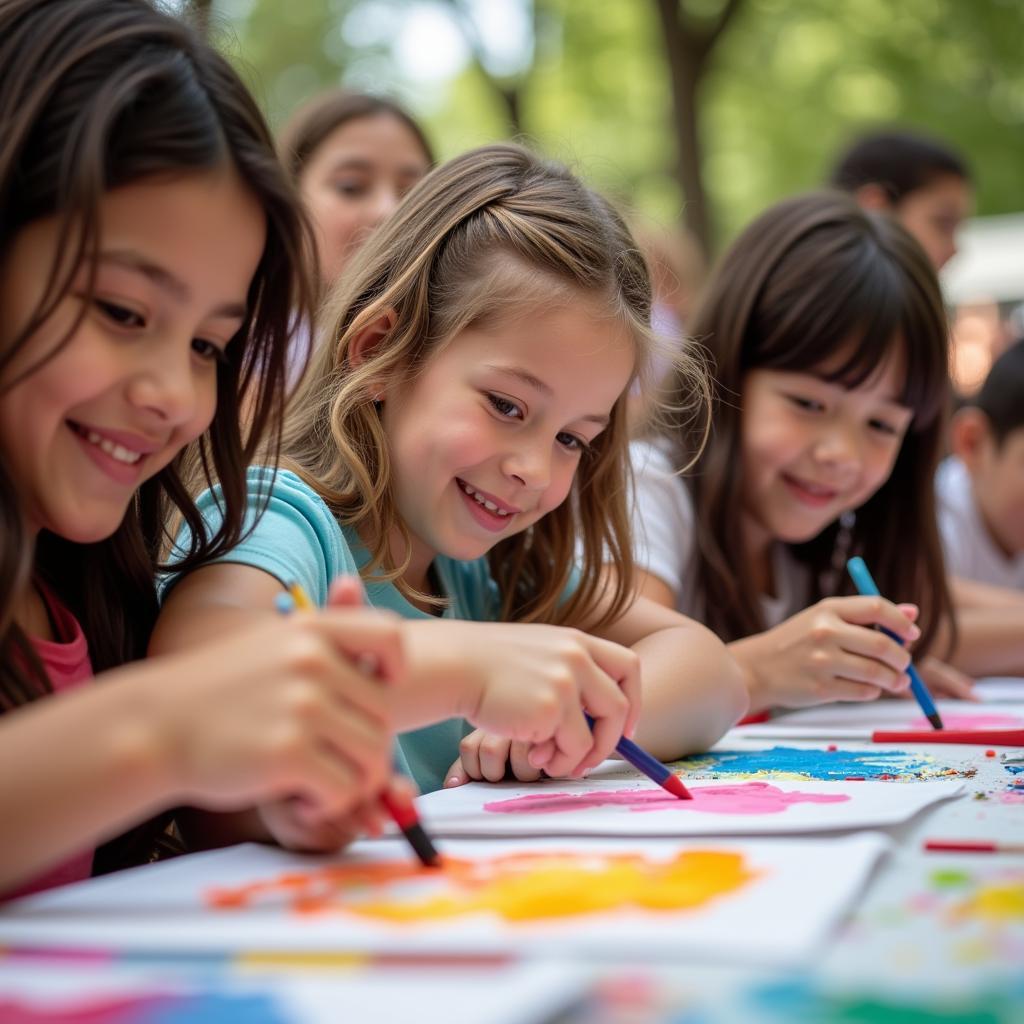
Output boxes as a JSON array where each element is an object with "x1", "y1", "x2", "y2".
[
  {"x1": 503, "y1": 442, "x2": 551, "y2": 491},
  {"x1": 127, "y1": 343, "x2": 200, "y2": 425}
]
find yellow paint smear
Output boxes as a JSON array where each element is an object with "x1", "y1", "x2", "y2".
[
  {"x1": 954, "y1": 881, "x2": 1024, "y2": 924},
  {"x1": 207, "y1": 850, "x2": 758, "y2": 924}
]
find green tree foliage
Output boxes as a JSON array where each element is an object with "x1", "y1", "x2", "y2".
[{"x1": 214, "y1": 0, "x2": 1024, "y2": 254}]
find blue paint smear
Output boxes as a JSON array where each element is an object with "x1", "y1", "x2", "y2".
[{"x1": 676, "y1": 746, "x2": 938, "y2": 780}]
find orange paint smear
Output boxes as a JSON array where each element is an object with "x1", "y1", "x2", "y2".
[{"x1": 205, "y1": 850, "x2": 759, "y2": 923}]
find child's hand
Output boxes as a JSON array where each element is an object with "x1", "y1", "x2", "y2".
[
  {"x1": 909, "y1": 656, "x2": 978, "y2": 702},
  {"x1": 142, "y1": 608, "x2": 403, "y2": 821},
  {"x1": 444, "y1": 729, "x2": 545, "y2": 787},
  {"x1": 256, "y1": 775, "x2": 418, "y2": 852},
  {"x1": 732, "y1": 596, "x2": 919, "y2": 711},
  {"x1": 450, "y1": 623, "x2": 639, "y2": 778}
]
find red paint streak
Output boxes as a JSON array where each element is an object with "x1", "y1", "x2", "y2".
[{"x1": 483, "y1": 782, "x2": 850, "y2": 816}]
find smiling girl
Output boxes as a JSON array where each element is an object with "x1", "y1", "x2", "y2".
[
  {"x1": 631, "y1": 192, "x2": 971, "y2": 714},
  {"x1": 0, "y1": 0, "x2": 403, "y2": 897},
  {"x1": 154, "y1": 143, "x2": 747, "y2": 813}
]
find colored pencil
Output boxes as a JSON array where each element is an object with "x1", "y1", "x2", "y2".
[
  {"x1": 585, "y1": 714, "x2": 692, "y2": 799},
  {"x1": 847, "y1": 556, "x2": 943, "y2": 730},
  {"x1": 278, "y1": 584, "x2": 440, "y2": 867},
  {"x1": 872, "y1": 728, "x2": 1024, "y2": 746},
  {"x1": 924, "y1": 840, "x2": 1024, "y2": 854}
]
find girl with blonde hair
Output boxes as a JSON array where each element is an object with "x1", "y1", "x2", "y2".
[{"x1": 155, "y1": 144, "x2": 745, "y2": 836}]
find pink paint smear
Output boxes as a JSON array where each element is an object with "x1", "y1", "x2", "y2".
[
  {"x1": 483, "y1": 781, "x2": 850, "y2": 816},
  {"x1": 909, "y1": 713, "x2": 1024, "y2": 730}
]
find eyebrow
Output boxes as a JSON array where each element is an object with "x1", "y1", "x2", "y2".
[
  {"x1": 98, "y1": 250, "x2": 248, "y2": 320},
  {"x1": 484, "y1": 364, "x2": 610, "y2": 426},
  {"x1": 328, "y1": 157, "x2": 424, "y2": 177}
]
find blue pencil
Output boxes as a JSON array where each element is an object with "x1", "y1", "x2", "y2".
[
  {"x1": 585, "y1": 714, "x2": 692, "y2": 799},
  {"x1": 846, "y1": 556, "x2": 943, "y2": 731}
]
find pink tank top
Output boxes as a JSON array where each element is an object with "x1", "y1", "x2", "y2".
[{"x1": 5, "y1": 595, "x2": 95, "y2": 900}]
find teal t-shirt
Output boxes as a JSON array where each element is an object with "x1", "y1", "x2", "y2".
[{"x1": 171, "y1": 466, "x2": 503, "y2": 793}]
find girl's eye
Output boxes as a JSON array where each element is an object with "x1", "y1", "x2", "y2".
[
  {"x1": 487, "y1": 394, "x2": 523, "y2": 420},
  {"x1": 332, "y1": 180, "x2": 368, "y2": 198},
  {"x1": 192, "y1": 338, "x2": 228, "y2": 364},
  {"x1": 869, "y1": 418, "x2": 899, "y2": 437},
  {"x1": 787, "y1": 394, "x2": 825, "y2": 413},
  {"x1": 96, "y1": 299, "x2": 144, "y2": 329},
  {"x1": 556, "y1": 431, "x2": 588, "y2": 454}
]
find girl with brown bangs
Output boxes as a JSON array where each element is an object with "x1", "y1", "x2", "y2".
[
  {"x1": 632, "y1": 191, "x2": 974, "y2": 716},
  {"x1": 0, "y1": 0, "x2": 403, "y2": 898},
  {"x1": 155, "y1": 142, "x2": 747, "y2": 819}
]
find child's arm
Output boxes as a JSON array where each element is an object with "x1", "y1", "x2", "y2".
[
  {"x1": 0, "y1": 614, "x2": 397, "y2": 894},
  {"x1": 446, "y1": 586, "x2": 748, "y2": 784},
  {"x1": 155, "y1": 563, "x2": 638, "y2": 791},
  {"x1": 637, "y1": 569, "x2": 921, "y2": 714},
  {"x1": 940, "y1": 575, "x2": 1024, "y2": 676}
]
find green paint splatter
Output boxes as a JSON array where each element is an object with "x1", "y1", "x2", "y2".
[{"x1": 930, "y1": 869, "x2": 972, "y2": 889}]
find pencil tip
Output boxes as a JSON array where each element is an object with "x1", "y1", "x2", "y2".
[
  {"x1": 662, "y1": 774, "x2": 693, "y2": 801},
  {"x1": 928, "y1": 712, "x2": 944, "y2": 731}
]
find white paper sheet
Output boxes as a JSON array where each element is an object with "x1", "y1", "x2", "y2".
[
  {"x1": 0, "y1": 960, "x2": 590, "y2": 1024},
  {"x1": 415, "y1": 777, "x2": 962, "y2": 837},
  {"x1": 0, "y1": 834, "x2": 890, "y2": 967},
  {"x1": 974, "y1": 677, "x2": 1024, "y2": 703},
  {"x1": 735, "y1": 699, "x2": 1024, "y2": 739}
]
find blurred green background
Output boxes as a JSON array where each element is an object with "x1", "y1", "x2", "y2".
[{"x1": 189, "y1": 0, "x2": 1024, "y2": 258}]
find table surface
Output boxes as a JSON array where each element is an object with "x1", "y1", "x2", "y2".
[{"x1": 2, "y1": 704, "x2": 1022, "y2": 1024}]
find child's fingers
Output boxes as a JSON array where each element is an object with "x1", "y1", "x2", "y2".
[
  {"x1": 456, "y1": 729, "x2": 485, "y2": 782},
  {"x1": 444, "y1": 757, "x2": 470, "y2": 788},
  {"x1": 314, "y1": 612, "x2": 405, "y2": 686},
  {"x1": 328, "y1": 575, "x2": 366, "y2": 608},
  {"x1": 836, "y1": 621, "x2": 913, "y2": 676},
  {"x1": 820, "y1": 679, "x2": 884, "y2": 703},
  {"x1": 832, "y1": 648, "x2": 911, "y2": 693},
  {"x1": 477, "y1": 734, "x2": 514, "y2": 782},
  {"x1": 897, "y1": 602, "x2": 919, "y2": 623},
  {"x1": 527, "y1": 739, "x2": 555, "y2": 767},
  {"x1": 918, "y1": 656, "x2": 978, "y2": 701},
  {"x1": 827, "y1": 596, "x2": 921, "y2": 643},
  {"x1": 545, "y1": 708, "x2": 595, "y2": 778},
  {"x1": 509, "y1": 741, "x2": 543, "y2": 782},
  {"x1": 579, "y1": 636, "x2": 641, "y2": 734}
]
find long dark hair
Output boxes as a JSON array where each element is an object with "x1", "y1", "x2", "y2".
[
  {"x1": 0, "y1": 0, "x2": 314, "y2": 863},
  {"x1": 662, "y1": 192, "x2": 953, "y2": 654}
]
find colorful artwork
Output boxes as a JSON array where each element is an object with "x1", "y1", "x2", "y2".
[
  {"x1": 206, "y1": 849, "x2": 759, "y2": 923},
  {"x1": 670, "y1": 746, "x2": 969, "y2": 782},
  {"x1": 0, "y1": 836, "x2": 889, "y2": 966},
  {"x1": 0, "y1": 991, "x2": 284, "y2": 1024},
  {"x1": 482, "y1": 782, "x2": 848, "y2": 816},
  {"x1": 418, "y1": 778, "x2": 963, "y2": 837},
  {"x1": 909, "y1": 712, "x2": 1024, "y2": 731}
]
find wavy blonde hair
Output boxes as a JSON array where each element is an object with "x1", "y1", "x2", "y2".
[{"x1": 282, "y1": 142, "x2": 705, "y2": 628}]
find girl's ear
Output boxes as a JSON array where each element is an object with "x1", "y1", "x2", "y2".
[
  {"x1": 349, "y1": 309, "x2": 398, "y2": 370},
  {"x1": 853, "y1": 183, "x2": 894, "y2": 212},
  {"x1": 949, "y1": 406, "x2": 992, "y2": 471},
  {"x1": 349, "y1": 308, "x2": 398, "y2": 401}
]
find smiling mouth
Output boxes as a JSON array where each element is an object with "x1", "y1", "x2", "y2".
[
  {"x1": 456, "y1": 479, "x2": 519, "y2": 517},
  {"x1": 781, "y1": 473, "x2": 840, "y2": 504},
  {"x1": 68, "y1": 422, "x2": 145, "y2": 465}
]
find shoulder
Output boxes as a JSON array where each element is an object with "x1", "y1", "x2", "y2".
[{"x1": 629, "y1": 437, "x2": 694, "y2": 523}]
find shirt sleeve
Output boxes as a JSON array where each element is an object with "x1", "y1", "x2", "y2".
[
  {"x1": 165, "y1": 467, "x2": 356, "y2": 607},
  {"x1": 629, "y1": 439, "x2": 696, "y2": 600}
]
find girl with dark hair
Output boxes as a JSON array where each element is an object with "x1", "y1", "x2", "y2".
[
  {"x1": 0, "y1": 0, "x2": 401, "y2": 897},
  {"x1": 279, "y1": 90, "x2": 434, "y2": 293},
  {"x1": 631, "y1": 192, "x2": 974, "y2": 716}
]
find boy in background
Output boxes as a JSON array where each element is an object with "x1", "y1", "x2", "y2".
[{"x1": 937, "y1": 340, "x2": 1024, "y2": 590}]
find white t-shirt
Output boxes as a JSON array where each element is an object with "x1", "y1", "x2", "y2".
[
  {"x1": 935, "y1": 456, "x2": 1024, "y2": 591},
  {"x1": 629, "y1": 439, "x2": 811, "y2": 628}
]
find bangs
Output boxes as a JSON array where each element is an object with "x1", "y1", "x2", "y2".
[{"x1": 751, "y1": 225, "x2": 948, "y2": 428}]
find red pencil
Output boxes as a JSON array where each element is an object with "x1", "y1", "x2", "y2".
[
  {"x1": 872, "y1": 729, "x2": 1024, "y2": 746},
  {"x1": 924, "y1": 839, "x2": 1024, "y2": 854}
]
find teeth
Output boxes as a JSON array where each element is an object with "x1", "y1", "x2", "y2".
[
  {"x1": 84, "y1": 429, "x2": 142, "y2": 465},
  {"x1": 460, "y1": 481, "x2": 511, "y2": 516}
]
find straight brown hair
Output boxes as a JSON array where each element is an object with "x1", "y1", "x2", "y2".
[
  {"x1": 660, "y1": 192, "x2": 953, "y2": 654},
  {"x1": 0, "y1": 0, "x2": 314, "y2": 865}
]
